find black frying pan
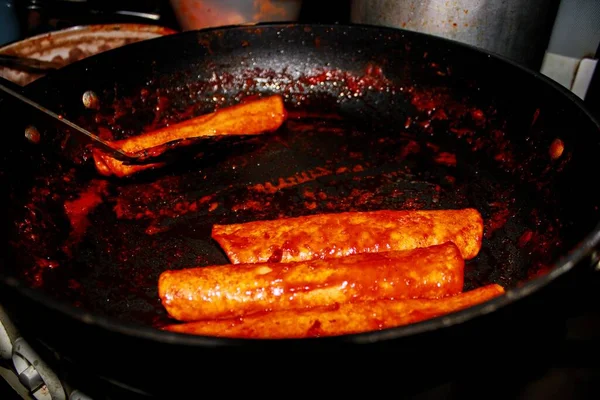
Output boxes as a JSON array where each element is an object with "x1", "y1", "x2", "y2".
[{"x1": 1, "y1": 23, "x2": 600, "y2": 397}]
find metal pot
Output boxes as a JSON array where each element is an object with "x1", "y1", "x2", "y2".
[{"x1": 350, "y1": 0, "x2": 562, "y2": 70}]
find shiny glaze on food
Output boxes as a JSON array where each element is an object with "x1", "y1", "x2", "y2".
[
  {"x1": 164, "y1": 284, "x2": 505, "y2": 338},
  {"x1": 159, "y1": 242, "x2": 464, "y2": 321},
  {"x1": 212, "y1": 208, "x2": 483, "y2": 263},
  {"x1": 92, "y1": 94, "x2": 287, "y2": 177}
]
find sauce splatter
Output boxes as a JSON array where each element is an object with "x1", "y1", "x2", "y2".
[{"x1": 64, "y1": 180, "x2": 109, "y2": 238}]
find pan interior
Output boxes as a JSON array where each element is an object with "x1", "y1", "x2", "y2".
[{"x1": 1, "y1": 25, "x2": 599, "y2": 330}]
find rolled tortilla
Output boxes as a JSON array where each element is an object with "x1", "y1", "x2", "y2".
[
  {"x1": 212, "y1": 208, "x2": 483, "y2": 263},
  {"x1": 163, "y1": 284, "x2": 505, "y2": 339},
  {"x1": 159, "y1": 243, "x2": 464, "y2": 321},
  {"x1": 92, "y1": 94, "x2": 287, "y2": 177}
]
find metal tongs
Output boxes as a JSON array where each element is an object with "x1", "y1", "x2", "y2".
[{"x1": 0, "y1": 77, "x2": 155, "y2": 165}]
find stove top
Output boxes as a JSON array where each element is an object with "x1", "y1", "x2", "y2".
[{"x1": 1, "y1": 302, "x2": 599, "y2": 400}]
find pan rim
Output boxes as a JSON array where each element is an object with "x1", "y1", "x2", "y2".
[
  {"x1": 2, "y1": 22, "x2": 600, "y2": 347},
  {"x1": 3, "y1": 224, "x2": 600, "y2": 346}
]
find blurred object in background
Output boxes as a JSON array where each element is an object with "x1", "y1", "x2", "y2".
[
  {"x1": 540, "y1": 0, "x2": 600, "y2": 100},
  {"x1": 0, "y1": 0, "x2": 19, "y2": 46},
  {"x1": 11, "y1": 1, "x2": 346, "y2": 40},
  {"x1": 1, "y1": 0, "x2": 348, "y2": 88},
  {"x1": 169, "y1": 0, "x2": 303, "y2": 30},
  {"x1": 12, "y1": 0, "x2": 181, "y2": 38},
  {"x1": 349, "y1": 0, "x2": 599, "y2": 105},
  {"x1": 349, "y1": 0, "x2": 561, "y2": 71},
  {"x1": 0, "y1": 24, "x2": 176, "y2": 86}
]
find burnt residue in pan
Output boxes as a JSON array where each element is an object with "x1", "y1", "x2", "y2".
[{"x1": 5, "y1": 56, "x2": 583, "y2": 328}]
